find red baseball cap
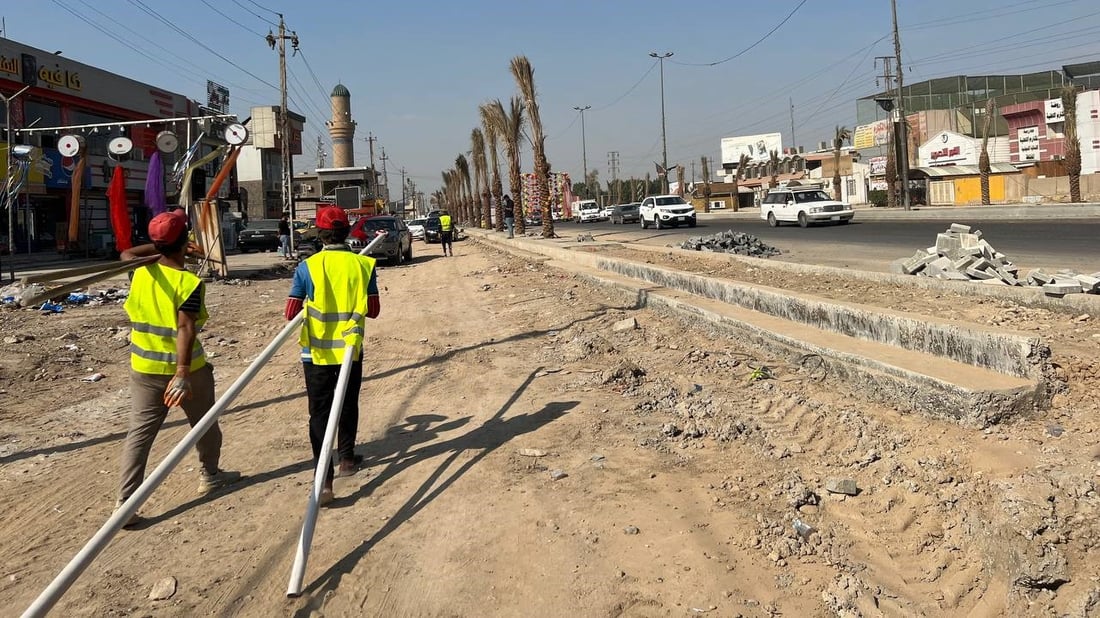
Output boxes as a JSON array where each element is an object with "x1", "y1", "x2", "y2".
[
  {"x1": 148, "y1": 209, "x2": 188, "y2": 244},
  {"x1": 316, "y1": 206, "x2": 349, "y2": 230}
]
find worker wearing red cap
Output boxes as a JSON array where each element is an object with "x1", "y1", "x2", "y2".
[
  {"x1": 285, "y1": 206, "x2": 381, "y2": 505},
  {"x1": 116, "y1": 208, "x2": 235, "y2": 528}
]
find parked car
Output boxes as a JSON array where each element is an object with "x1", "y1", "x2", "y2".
[
  {"x1": 760, "y1": 184, "x2": 853, "y2": 227},
  {"x1": 609, "y1": 203, "x2": 641, "y2": 224},
  {"x1": 574, "y1": 199, "x2": 603, "y2": 223},
  {"x1": 639, "y1": 195, "x2": 697, "y2": 229},
  {"x1": 237, "y1": 219, "x2": 282, "y2": 252},
  {"x1": 407, "y1": 218, "x2": 427, "y2": 240},
  {"x1": 601, "y1": 205, "x2": 615, "y2": 219},
  {"x1": 348, "y1": 215, "x2": 413, "y2": 264}
]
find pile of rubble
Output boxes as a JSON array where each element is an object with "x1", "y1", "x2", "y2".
[
  {"x1": 897, "y1": 223, "x2": 1099, "y2": 296},
  {"x1": 676, "y1": 230, "x2": 781, "y2": 258}
]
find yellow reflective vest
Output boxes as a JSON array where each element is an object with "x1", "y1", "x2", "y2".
[
  {"x1": 124, "y1": 263, "x2": 208, "y2": 375},
  {"x1": 439, "y1": 214, "x2": 453, "y2": 232},
  {"x1": 299, "y1": 250, "x2": 376, "y2": 365}
]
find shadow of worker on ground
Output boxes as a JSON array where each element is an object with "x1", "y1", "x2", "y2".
[{"x1": 293, "y1": 368, "x2": 575, "y2": 614}]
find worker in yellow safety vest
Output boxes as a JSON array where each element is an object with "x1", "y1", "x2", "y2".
[
  {"x1": 284, "y1": 206, "x2": 381, "y2": 505},
  {"x1": 116, "y1": 208, "x2": 236, "y2": 528},
  {"x1": 438, "y1": 211, "x2": 454, "y2": 257}
]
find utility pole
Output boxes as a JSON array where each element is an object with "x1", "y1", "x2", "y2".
[
  {"x1": 608, "y1": 151, "x2": 620, "y2": 204},
  {"x1": 650, "y1": 51, "x2": 673, "y2": 193},
  {"x1": 379, "y1": 147, "x2": 389, "y2": 210},
  {"x1": 266, "y1": 17, "x2": 299, "y2": 249},
  {"x1": 365, "y1": 133, "x2": 377, "y2": 201},
  {"x1": 400, "y1": 167, "x2": 406, "y2": 212},
  {"x1": 789, "y1": 97, "x2": 796, "y2": 152},
  {"x1": 572, "y1": 105, "x2": 591, "y2": 197},
  {"x1": 315, "y1": 135, "x2": 326, "y2": 169},
  {"x1": 891, "y1": 0, "x2": 911, "y2": 210},
  {"x1": 3, "y1": 84, "x2": 31, "y2": 281}
]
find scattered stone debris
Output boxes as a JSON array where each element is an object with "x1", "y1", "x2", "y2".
[
  {"x1": 149, "y1": 576, "x2": 178, "y2": 601},
  {"x1": 897, "y1": 224, "x2": 1099, "y2": 296},
  {"x1": 675, "y1": 230, "x2": 781, "y2": 258},
  {"x1": 623, "y1": 525, "x2": 640, "y2": 535},
  {"x1": 518, "y1": 448, "x2": 547, "y2": 458},
  {"x1": 549, "y1": 469, "x2": 568, "y2": 481},
  {"x1": 825, "y1": 478, "x2": 859, "y2": 496},
  {"x1": 576, "y1": 233, "x2": 596, "y2": 242},
  {"x1": 612, "y1": 317, "x2": 638, "y2": 332}
]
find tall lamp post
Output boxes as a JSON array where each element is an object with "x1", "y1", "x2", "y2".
[
  {"x1": 3, "y1": 84, "x2": 32, "y2": 282},
  {"x1": 572, "y1": 105, "x2": 590, "y2": 197},
  {"x1": 649, "y1": 52, "x2": 673, "y2": 193}
]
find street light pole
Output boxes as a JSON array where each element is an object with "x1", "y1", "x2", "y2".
[
  {"x1": 650, "y1": 52, "x2": 673, "y2": 193},
  {"x1": 572, "y1": 105, "x2": 590, "y2": 197},
  {"x1": 3, "y1": 85, "x2": 32, "y2": 282}
]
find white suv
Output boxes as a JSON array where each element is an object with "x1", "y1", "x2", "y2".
[{"x1": 639, "y1": 195, "x2": 697, "y2": 229}]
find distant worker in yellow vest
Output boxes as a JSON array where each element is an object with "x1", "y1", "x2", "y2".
[
  {"x1": 285, "y1": 206, "x2": 381, "y2": 505},
  {"x1": 117, "y1": 208, "x2": 236, "y2": 528},
  {"x1": 439, "y1": 211, "x2": 454, "y2": 257}
]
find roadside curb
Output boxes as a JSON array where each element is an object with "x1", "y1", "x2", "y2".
[{"x1": 698, "y1": 203, "x2": 1100, "y2": 221}]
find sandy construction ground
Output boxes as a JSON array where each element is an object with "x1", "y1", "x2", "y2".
[{"x1": 1, "y1": 238, "x2": 1099, "y2": 617}]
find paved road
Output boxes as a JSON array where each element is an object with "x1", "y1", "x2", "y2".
[{"x1": 553, "y1": 217, "x2": 1100, "y2": 273}]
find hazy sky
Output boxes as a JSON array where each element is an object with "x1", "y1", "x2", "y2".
[{"x1": 4, "y1": 0, "x2": 1100, "y2": 193}]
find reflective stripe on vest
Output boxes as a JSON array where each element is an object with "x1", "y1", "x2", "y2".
[
  {"x1": 439, "y1": 215, "x2": 453, "y2": 232},
  {"x1": 123, "y1": 263, "x2": 209, "y2": 375},
  {"x1": 299, "y1": 250, "x2": 375, "y2": 365}
]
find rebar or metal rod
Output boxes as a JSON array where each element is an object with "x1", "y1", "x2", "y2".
[
  {"x1": 18, "y1": 256, "x2": 160, "y2": 307},
  {"x1": 20, "y1": 255, "x2": 158, "y2": 286},
  {"x1": 286, "y1": 343, "x2": 356, "y2": 598},
  {"x1": 22, "y1": 314, "x2": 305, "y2": 618}
]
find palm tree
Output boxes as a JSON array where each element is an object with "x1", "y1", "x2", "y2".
[
  {"x1": 1063, "y1": 85, "x2": 1082, "y2": 203},
  {"x1": 455, "y1": 155, "x2": 472, "y2": 224},
  {"x1": 979, "y1": 98, "x2": 995, "y2": 206},
  {"x1": 492, "y1": 96, "x2": 526, "y2": 236},
  {"x1": 480, "y1": 102, "x2": 506, "y2": 231},
  {"x1": 832, "y1": 125, "x2": 851, "y2": 201},
  {"x1": 731, "y1": 153, "x2": 748, "y2": 212},
  {"x1": 471, "y1": 128, "x2": 490, "y2": 228},
  {"x1": 510, "y1": 55, "x2": 554, "y2": 237},
  {"x1": 768, "y1": 150, "x2": 780, "y2": 189}
]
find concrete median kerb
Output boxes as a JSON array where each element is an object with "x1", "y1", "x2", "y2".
[{"x1": 469, "y1": 228, "x2": 1056, "y2": 426}]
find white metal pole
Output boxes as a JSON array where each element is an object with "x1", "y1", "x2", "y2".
[
  {"x1": 286, "y1": 343, "x2": 356, "y2": 598},
  {"x1": 22, "y1": 313, "x2": 305, "y2": 618}
]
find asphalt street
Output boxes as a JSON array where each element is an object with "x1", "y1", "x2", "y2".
[{"x1": 553, "y1": 217, "x2": 1100, "y2": 274}]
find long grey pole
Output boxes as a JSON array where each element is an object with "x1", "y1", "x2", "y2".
[{"x1": 22, "y1": 313, "x2": 305, "y2": 618}]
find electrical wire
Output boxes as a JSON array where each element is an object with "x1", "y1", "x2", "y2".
[
  {"x1": 199, "y1": 0, "x2": 266, "y2": 38},
  {"x1": 592, "y1": 60, "x2": 659, "y2": 111},
  {"x1": 233, "y1": 0, "x2": 281, "y2": 26},
  {"x1": 671, "y1": 0, "x2": 809, "y2": 67},
  {"x1": 902, "y1": 0, "x2": 1083, "y2": 31},
  {"x1": 126, "y1": 0, "x2": 279, "y2": 91},
  {"x1": 298, "y1": 50, "x2": 332, "y2": 100}
]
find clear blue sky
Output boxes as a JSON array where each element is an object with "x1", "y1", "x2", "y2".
[{"x1": 4, "y1": 0, "x2": 1099, "y2": 192}]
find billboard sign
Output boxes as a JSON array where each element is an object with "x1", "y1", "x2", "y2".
[
  {"x1": 1018, "y1": 126, "x2": 1040, "y2": 161},
  {"x1": 721, "y1": 132, "x2": 782, "y2": 166},
  {"x1": 854, "y1": 119, "x2": 892, "y2": 149},
  {"x1": 1044, "y1": 98, "x2": 1064, "y2": 124},
  {"x1": 335, "y1": 186, "x2": 361, "y2": 210},
  {"x1": 868, "y1": 156, "x2": 887, "y2": 176}
]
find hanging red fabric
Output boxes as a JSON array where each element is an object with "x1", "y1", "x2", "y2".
[{"x1": 108, "y1": 165, "x2": 132, "y2": 252}]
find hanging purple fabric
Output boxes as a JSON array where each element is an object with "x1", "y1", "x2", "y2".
[{"x1": 144, "y1": 150, "x2": 168, "y2": 216}]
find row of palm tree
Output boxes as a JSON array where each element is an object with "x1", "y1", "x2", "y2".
[{"x1": 436, "y1": 56, "x2": 558, "y2": 238}]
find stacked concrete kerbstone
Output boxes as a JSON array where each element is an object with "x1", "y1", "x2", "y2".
[
  {"x1": 677, "y1": 230, "x2": 781, "y2": 258},
  {"x1": 897, "y1": 223, "x2": 1100, "y2": 297}
]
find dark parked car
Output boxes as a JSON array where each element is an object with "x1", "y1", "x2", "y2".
[
  {"x1": 424, "y1": 216, "x2": 443, "y2": 243},
  {"x1": 610, "y1": 203, "x2": 640, "y2": 224},
  {"x1": 237, "y1": 219, "x2": 282, "y2": 252},
  {"x1": 348, "y1": 215, "x2": 413, "y2": 265}
]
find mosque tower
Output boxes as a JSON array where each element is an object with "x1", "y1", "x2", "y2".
[{"x1": 326, "y1": 83, "x2": 356, "y2": 168}]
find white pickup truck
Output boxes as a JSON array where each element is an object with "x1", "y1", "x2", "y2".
[{"x1": 574, "y1": 200, "x2": 603, "y2": 223}]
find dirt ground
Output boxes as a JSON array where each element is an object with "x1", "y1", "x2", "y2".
[{"x1": 1, "y1": 238, "x2": 1099, "y2": 617}]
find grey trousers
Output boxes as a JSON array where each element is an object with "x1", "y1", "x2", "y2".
[{"x1": 118, "y1": 364, "x2": 221, "y2": 501}]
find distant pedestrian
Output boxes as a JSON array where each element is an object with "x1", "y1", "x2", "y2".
[
  {"x1": 278, "y1": 214, "x2": 292, "y2": 259},
  {"x1": 439, "y1": 211, "x2": 454, "y2": 257},
  {"x1": 502, "y1": 194, "x2": 515, "y2": 239}
]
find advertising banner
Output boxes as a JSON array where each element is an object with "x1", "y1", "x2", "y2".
[{"x1": 720, "y1": 133, "x2": 782, "y2": 166}]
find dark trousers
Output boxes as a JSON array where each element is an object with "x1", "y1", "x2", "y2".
[
  {"x1": 303, "y1": 360, "x2": 363, "y2": 482},
  {"x1": 441, "y1": 231, "x2": 453, "y2": 254}
]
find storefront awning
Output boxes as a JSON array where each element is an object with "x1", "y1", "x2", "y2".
[{"x1": 910, "y1": 163, "x2": 1019, "y2": 178}]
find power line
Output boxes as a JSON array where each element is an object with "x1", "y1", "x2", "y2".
[
  {"x1": 902, "y1": 0, "x2": 1083, "y2": 31},
  {"x1": 671, "y1": 0, "x2": 809, "y2": 67},
  {"x1": 126, "y1": 0, "x2": 279, "y2": 91},
  {"x1": 199, "y1": 0, "x2": 266, "y2": 38},
  {"x1": 592, "y1": 60, "x2": 658, "y2": 111},
  {"x1": 232, "y1": 0, "x2": 280, "y2": 26},
  {"x1": 297, "y1": 50, "x2": 331, "y2": 100}
]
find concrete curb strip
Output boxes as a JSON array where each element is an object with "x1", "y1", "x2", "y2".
[{"x1": 471, "y1": 230, "x2": 1054, "y2": 425}]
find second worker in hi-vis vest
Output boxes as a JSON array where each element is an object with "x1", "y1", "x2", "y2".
[{"x1": 285, "y1": 206, "x2": 381, "y2": 506}]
